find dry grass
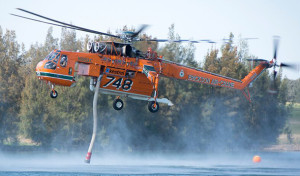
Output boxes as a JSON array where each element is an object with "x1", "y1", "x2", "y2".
[
  {"x1": 278, "y1": 134, "x2": 300, "y2": 144},
  {"x1": 269, "y1": 104, "x2": 300, "y2": 151},
  {"x1": 17, "y1": 135, "x2": 39, "y2": 146}
]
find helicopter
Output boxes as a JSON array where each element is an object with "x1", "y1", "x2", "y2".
[{"x1": 11, "y1": 8, "x2": 293, "y2": 113}]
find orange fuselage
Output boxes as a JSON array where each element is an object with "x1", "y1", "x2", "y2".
[{"x1": 36, "y1": 49, "x2": 269, "y2": 100}]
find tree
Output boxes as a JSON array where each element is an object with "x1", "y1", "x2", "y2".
[
  {"x1": 19, "y1": 43, "x2": 53, "y2": 147},
  {"x1": 19, "y1": 28, "x2": 59, "y2": 147},
  {"x1": 0, "y1": 27, "x2": 25, "y2": 145}
]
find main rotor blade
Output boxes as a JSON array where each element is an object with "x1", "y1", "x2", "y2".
[
  {"x1": 16, "y1": 8, "x2": 120, "y2": 38},
  {"x1": 11, "y1": 13, "x2": 109, "y2": 36},
  {"x1": 139, "y1": 37, "x2": 257, "y2": 44},
  {"x1": 138, "y1": 39, "x2": 216, "y2": 43},
  {"x1": 144, "y1": 39, "x2": 192, "y2": 43},
  {"x1": 11, "y1": 13, "x2": 82, "y2": 31},
  {"x1": 246, "y1": 58, "x2": 268, "y2": 62},
  {"x1": 131, "y1": 24, "x2": 148, "y2": 38},
  {"x1": 222, "y1": 37, "x2": 258, "y2": 42}
]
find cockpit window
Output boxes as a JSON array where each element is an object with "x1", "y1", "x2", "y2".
[
  {"x1": 49, "y1": 52, "x2": 59, "y2": 61},
  {"x1": 53, "y1": 54, "x2": 60, "y2": 64},
  {"x1": 44, "y1": 50, "x2": 61, "y2": 61},
  {"x1": 60, "y1": 55, "x2": 68, "y2": 67},
  {"x1": 44, "y1": 61, "x2": 56, "y2": 70},
  {"x1": 44, "y1": 51, "x2": 54, "y2": 60}
]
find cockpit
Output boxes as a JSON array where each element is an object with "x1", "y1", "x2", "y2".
[
  {"x1": 36, "y1": 49, "x2": 74, "y2": 89},
  {"x1": 43, "y1": 50, "x2": 68, "y2": 69}
]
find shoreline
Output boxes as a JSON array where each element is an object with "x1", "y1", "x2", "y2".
[{"x1": 263, "y1": 144, "x2": 300, "y2": 152}]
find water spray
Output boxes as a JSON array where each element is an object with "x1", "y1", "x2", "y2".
[{"x1": 85, "y1": 74, "x2": 103, "y2": 164}]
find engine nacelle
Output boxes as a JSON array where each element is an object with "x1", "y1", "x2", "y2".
[{"x1": 88, "y1": 41, "x2": 135, "y2": 57}]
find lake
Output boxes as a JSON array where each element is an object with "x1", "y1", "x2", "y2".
[{"x1": 0, "y1": 151, "x2": 299, "y2": 175}]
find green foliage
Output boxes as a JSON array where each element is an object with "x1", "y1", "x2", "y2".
[
  {"x1": 0, "y1": 27, "x2": 25, "y2": 145},
  {"x1": 286, "y1": 78, "x2": 300, "y2": 103}
]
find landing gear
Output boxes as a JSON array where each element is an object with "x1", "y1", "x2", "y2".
[
  {"x1": 49, "y1": 84, "x2": 58, "y2": 98},
  {"x1": 113, "y1": 98, "x2": 124, "y2": 110},
  {"x1": 50, "y1": 90, "x2": 58, "y2": 98},
  {"x1": 148, "y1": 101, "x2": 159, "y2": 113}
]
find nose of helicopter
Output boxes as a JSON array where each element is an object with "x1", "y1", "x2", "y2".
[
  {"x1": 36, "y1": 61, "x2": 44, "y2": 71},
  {"x1": 35, "y1": 60, "x2": 44, "y2": 77},
  {"x1": 35, "y1": 58, "x2": 75, "y2": 87}
]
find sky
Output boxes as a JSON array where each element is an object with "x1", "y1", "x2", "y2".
[{"x1": 0, "y1": 0, "x2": 299, "y2": 79}]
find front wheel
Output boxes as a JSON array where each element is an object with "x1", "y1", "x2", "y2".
[
  {"x1": 50, "y1": 90, "x2": 58, "y2": 98},
  {"x1": 148, "y1": 101, "x2": 159, "y2": 113},
  {"x1": 113, "y1": 99, "x2": 124, "y2": 110}
]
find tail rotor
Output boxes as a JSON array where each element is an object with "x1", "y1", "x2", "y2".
[
  {"x1": 247, "y1": 36, "x2": 297, "y2": 94},
  {"x1": 268, "y1": 36, "x2": 297, "y2": 93}
]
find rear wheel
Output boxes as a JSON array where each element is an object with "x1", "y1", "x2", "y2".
[
  {"x1": 50, "y1": 90, "x2": 58, "y2": 98},
  {"x1": 148, "y1": 101, "x2": 159, "y2": 113},
  {"x1": 113, "y1": 99, "x2": 124, "y2": 110}
]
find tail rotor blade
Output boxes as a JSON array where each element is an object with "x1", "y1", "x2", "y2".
[
  {"x1": 273, "y1": 36, "x2": 280, "y2": 60},
  {"x1": 280, "y1": 62, "x2": 298, "y2": 70},
  {"x1": 280, "y1": 63, "x2": 289, "y2": 67},
  {"x1": 273, "y1": 70, "x2": 277, "y2": 80}
]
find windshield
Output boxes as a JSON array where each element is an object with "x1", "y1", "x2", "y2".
[
  {"x1": 44, "y1": 51, "x2": 54, "y2": 60},
  {"x1": 44, "y1": 61, "x2": 56, "y2": 70},
  {"x1": 44, "y1": 50, "x2": 61, "y2": 61},
  {"x1": 43, "y1": 50, "x2": 61, "y2": 70},
  {"x1": 53, "y1": 54, "x2": 60, "y2": 63},
  {"x1": 49, "y1": 52, "x2": 59, "y2": 61}
]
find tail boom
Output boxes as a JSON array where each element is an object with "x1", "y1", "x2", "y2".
[{"x1": 160, "y1": 60, "x2": 268, "y2": 90}]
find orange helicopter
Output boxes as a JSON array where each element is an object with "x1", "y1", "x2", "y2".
[{"x1": 11, "y1": 8, "x2": 292, "y2": 113}]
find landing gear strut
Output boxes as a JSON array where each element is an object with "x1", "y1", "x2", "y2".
[
  {"x1": 148, "y1": 101, "x2": 159, "y2": 113},
  {"x1": 113, "y1": 98, "x2": 124, "y2": 110}
]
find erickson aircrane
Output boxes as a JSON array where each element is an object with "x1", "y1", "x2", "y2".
[
  {"x1": 11, "y1": 8, "x2": 295, "y2": 163},
  {"x1": 11, "y1": 8, "x2": 292, "y2": 113}
]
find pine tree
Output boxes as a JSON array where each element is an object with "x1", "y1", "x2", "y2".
[{"x1": 0, "y1": 27, "x2": 25, "y2": 145}]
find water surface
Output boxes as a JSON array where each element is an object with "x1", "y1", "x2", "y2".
[{"x1": 0, "y1": 152, "x2": 299, "y2": 175}]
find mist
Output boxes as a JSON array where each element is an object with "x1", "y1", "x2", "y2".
[
  {"x1": 38, "y1": 91, "x2": 286, "y2": 154},
  {"x1": 0, "y1": 97, "x2": 297, "y2": 175},
  {"x1": 90, "y1": 96, "x2": 282, "y2": 154}
]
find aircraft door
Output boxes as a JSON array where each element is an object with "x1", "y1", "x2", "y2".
[{"x1": 74, "y1": 62, "x2": 79, "y2": 82}]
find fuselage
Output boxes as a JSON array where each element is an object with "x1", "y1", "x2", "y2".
[{"x1": 35, "y1": 46, "x2": 269, "y2": 111}]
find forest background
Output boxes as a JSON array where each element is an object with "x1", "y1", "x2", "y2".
[{"x1": 0, "y1": 24, "x2": 299, "y2": 153}]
